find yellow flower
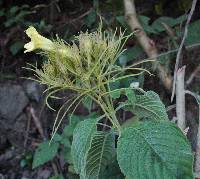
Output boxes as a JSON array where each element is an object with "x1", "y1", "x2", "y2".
[{"x1": 24, "y1": 26, "x2": 54, "y2": 53}]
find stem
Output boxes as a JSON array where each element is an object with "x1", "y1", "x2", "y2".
[
  {"x1": 100, "y1": 89, "x2": 121, "y2": 134},
  {"x1": 176, "y1": 66, "x2": 186, "y2": 130},
  {"x1": 90, "y1": 91, "x2": 121, "y2": 134},
  {"x1": 103, "y1": 100, "x2": 121, "y2": 134},
  {"x1": 123, "y1": 0, "x2": 172, "y2": 90},
  {"x1": 102, "y1": 75, "x2": 122, "y2": 134},
  {"x1": 171, "y1": 0, "x2": 198, "y2": 101},
  {"x1": 195, "y1": 105, "x2": 200, "y2": 177}
]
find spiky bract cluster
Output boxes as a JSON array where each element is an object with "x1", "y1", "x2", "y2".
[{"x1": 24, "y1": 26, "x2": 147, "y2": 134}]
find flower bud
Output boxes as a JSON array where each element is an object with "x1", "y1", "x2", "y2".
[
  {"x1": 79, "y1": 34, "x2": 92, "y2": 55},
  {"x1": 57, "y1": 48, "x2": 73, "y2": 58}
]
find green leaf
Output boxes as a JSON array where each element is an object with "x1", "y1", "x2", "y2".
[
  {"x1": 82, "y1": 96, "x2": 93, "y2": 111},
  {"x1": 124, "y1": 91, "x2": 168, "y2": 121},
  {"x1": 110, "y1": 90, "x2": 121, "y2": 99},
  {"x1": 53, "y1": 133, "x2": 62, "y2": 142},
  {"x1": 71, "y1": 117, "x2": 99, "y2": 174},
  {"x1": 60, "y1": 138, "x2": 71, "y2": 148},
  {"x1": 116, "y1": 16, "x2": 130, "y2": 29},
  {"x1": 152, "y1": 15, "x2": 187, "y2": 33},
  {"x1": 0, "y1": 9, "x2": 5, "y2": 16},
  {"x1": 68, "y1": 174, "x2": 80, "y2": 179},
  {"x1": 83, "y1": 131, "x2": 115, "y2": 179},
  {"x1": 20, "y1": 159, "x2": 28, "y2": 168},
  {"x1": 62, "y1": 125, "x2": 75, "y2": 138},
  {"x1": 84, "y1": 9, "x2": 97, "y2": 28},
  {"x1": 68, "y1": 165, "x2": 78, "y2": 174},
  {"x1": 117, "y1": 121, "x2": 194, "y2": 179},
  {"x1": 50, "y1": 175, "x2": 64, "y2": 179},
  {"x1": 100, "y1": 159, "x2": 124, "y2": 179},
  {"x1": 71, "y1": 116, "x2": 115, "y2": 179},
  {"x1": 9, "y1": 41, "x2": 24, "y2": 55},
  {"x1": 121, "y1": 116, "x2": 140, "y2": 129},
  {"x1": 185, "y1": 20, "x2": 200, "y2": 45},
  {"x1": 61, "y1": 137, "x2": 71, "y2": 148},
  {"x1": 4, "y1": 18, "x2": 16, "y2": 27},
  {"x1": 139, "y1": 15, "x2": 157, "y2": 34},
  {"x1": 109, "y1": 80, "x2": 121, "y2": 99},
  {"x1": 9, "y1": 6, "x2": 19, "y2": 15},
  {"x1": 139, "y1": 15, "x2": 151, "y2": 26},
  {"x1": 15, "y1": 10, "x2": 31, "y2": 21},
  {"x1": 64, "y1": 147, "x2": 73, "y2": 164},
  {"x1": 125, "y1": 89, "x2": 136, "y2": 104},
  {"x1": 69, "y1": 114, "x2": 85, "y2": 127},
  {"x1": 32, "y1": 141, "x2": 59, "y2": 168},
  {"x1": 118, "y1": 45, "x2": 143, "y2": 66}
]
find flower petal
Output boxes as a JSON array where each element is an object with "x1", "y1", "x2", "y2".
[{"x1": 24, "y1": 42, "x2": 34, "y2": 53}]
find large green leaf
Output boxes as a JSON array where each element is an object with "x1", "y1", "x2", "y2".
[
  {"x1": 71, "y1": 117, "x2": 99, "y2": 174},
  {"x1": 123, "y1": 91, "x2": 168, "y2": 121},
  {"x1": 83, "y1": 131, "x2": 115, "y2": 179},
  {"x1": 71, "y1": 116, "x2": 116, "y2": 179},
  {"x1": 117, "y1": 121, "x2": 194, "y2": 179},
  {"x1": 32, "y1": 141, "x2": 59, "y2": 168}
]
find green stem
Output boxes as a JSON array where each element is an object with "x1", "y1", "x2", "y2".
[
  {"x1": 90, "y1": 91, "x2": 121, "y2": 134},
  {"x1": 100, "y1": 78, "x2": 121, "y2": 133},
  {"x1": 104, "y1": 98, "x2": 121, "y2": 135}
]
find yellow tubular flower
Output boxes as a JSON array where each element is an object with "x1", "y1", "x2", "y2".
[{"x1": 24, "y1": 26, "x2": 54, "y2": 53}]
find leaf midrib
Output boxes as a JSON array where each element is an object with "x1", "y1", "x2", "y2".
[{"x1": 130, "y1": 127, "x2": 175, "y2": 178}]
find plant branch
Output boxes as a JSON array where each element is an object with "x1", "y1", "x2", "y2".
[
  {"x1": 171, "y1": 0, "x2": 198, "y2": 102},
  {"x1": 28, "y1": 105, "x2": 46, "y2": 140},
  {"x1": 185, "y1": 90, "x2": 200, "y2": 177},
  {"x1": 176, "y1": 66, "x2": 186, "y2": 130},
  {"x1": 123, "y1": 0, "x2": 172, "y2": 90},
  {"x1": 195, "y1": 105, "x2": 200, "y2": 178}
]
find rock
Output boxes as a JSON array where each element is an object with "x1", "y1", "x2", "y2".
[
  {"x1": 0, "y1": 174, "x2": 5, "y2": 179},
  {"x1": 36, "y1": 169, "x2": 51, "y2": 179},
  {"x1": 0, "y1": 83, "x2": 29, "y2": 121},
  {"x1": 0, "y1": 114, "x2": 27, "y2": 148},
  {"x1": 23, "y1": 81, "x2": 44, "y2": 102},
  {"x1": 6, "y1": 114, "x2": 27, "y2": 148},
  {"x1": 13, "y1": 114, "x2": 27, "y2": 132},
  {"x1": 21, "y1": 170, "x2": 32, "y2": 179},
  {"x1": 0, "y1": 132, "x2": 8, "y2": 151}
]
